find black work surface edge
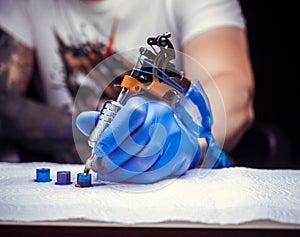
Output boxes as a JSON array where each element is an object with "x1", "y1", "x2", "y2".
[{"x1": 1, "y1": 220, "x2": 300, "y2": 237}]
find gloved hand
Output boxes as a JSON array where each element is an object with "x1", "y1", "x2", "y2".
[{"x1": 76, "y1": 96, "x2": 200, "y2": 184}]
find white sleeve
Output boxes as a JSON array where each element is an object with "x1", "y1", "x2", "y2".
[
  {"x1": 171, "y1": 0, "x2": 246, "y2": 45},
  {"x1": 0, "y1": 0, "x2": 33, "y2": 48}
]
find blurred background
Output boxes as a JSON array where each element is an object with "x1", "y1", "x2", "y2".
[
  {"x1": 1, "y1": 1, "x2": 298, "y2": 170},
  {"x1": 231, "y1": 0, "x2": 300, "y2": 169}
]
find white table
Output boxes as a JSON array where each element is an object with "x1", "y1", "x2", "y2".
[{"x1": 1, "y1": 162, "x2": 300, "y2": 236}]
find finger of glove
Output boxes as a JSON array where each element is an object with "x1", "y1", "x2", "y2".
[
  {"x1": 93, "y1": 131, "x2": 147, "y2": 173},
  {"x1": 96, "y1": 140, "x2": 166, "y2": 183},
  {"x1": 127, "y1": 146, "x2": 194, "y2": 184},
  {"x1": 96, "y1": 151, "x2": 162, "y2": 183},
  {"x1": 128, "y1": 123, "x2": 200, "y2": 183},
  {"x1": 127, "y1": 136, "x2": 183, "y2": 184},
  {"x1": 94, "y1": 96, "x2": 148, "y2": 158},
  {"x1": 76, "y1": 111, "x2": 100, "y2": 136},
  {"x1": 150, "y1": 122, "x2": 198, "y2": 172}
]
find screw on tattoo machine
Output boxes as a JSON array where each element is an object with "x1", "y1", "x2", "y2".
[{"x1": 83, "y1": 32, "x2": 191, "y2": 175}]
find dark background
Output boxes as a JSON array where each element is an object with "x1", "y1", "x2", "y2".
[{"x1": 231, "y1": 1, "x2": 300, "y2": 168}]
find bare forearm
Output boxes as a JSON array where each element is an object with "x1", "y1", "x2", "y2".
[
  {"x1": 184, "y1": 27, "x2": 255, "y2": 152},
  {"x1": 212, "y1": 72, "x2": 254, "y2": 152}
]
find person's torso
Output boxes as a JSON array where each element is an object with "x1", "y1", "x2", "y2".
[{"x1": 28, "y1": 0, "x2": 181, "y2": 112}]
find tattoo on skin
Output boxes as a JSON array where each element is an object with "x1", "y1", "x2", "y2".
[
  {"x1": 0, "y1": 30, "x2": 80, "y2": 163},
  {"x1": 0, "y1": 28, "x2": 33, "y2": 95}
]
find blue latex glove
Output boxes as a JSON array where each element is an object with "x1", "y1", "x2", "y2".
[
  {"x1": 181, "y1": 81, "x2": 232, "y2": 169},
  {"x1": 76, "y1": 96, "x2": 200, "y2": 184}
]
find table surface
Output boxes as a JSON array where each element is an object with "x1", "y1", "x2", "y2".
[{"x1": 1, "y1": 162, "x2": 300, "y2": 236}]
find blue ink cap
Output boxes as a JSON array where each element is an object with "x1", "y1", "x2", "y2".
[
  {"x1": 35, "y1": 168, "x2": 52, "y2": 182},
  {"x1": 75, "y1": 173, "x2": 92, "y2": 187},
  {"x1": 55, "y1": 171, "x2": 72, "y2": 185}
]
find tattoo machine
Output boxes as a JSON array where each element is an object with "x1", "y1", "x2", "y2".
[{"x1": 83, "y1": 32, "x2": 207, "y2": 175}]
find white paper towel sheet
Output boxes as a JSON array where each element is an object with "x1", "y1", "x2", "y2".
[{"x1": 0, "y1": 162, "x2": 299, "y2": 225}]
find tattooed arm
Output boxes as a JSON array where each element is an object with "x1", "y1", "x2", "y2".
[
  {"x1": 0, "y1": 28, "x2": 81, "y2": 163},
  {"x1": 0, "y1": 29, "x2": 33, "y2": 95}
]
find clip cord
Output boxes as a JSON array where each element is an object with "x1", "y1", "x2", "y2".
[
  {"x1": 132, "y1": 68, "x2": 186, "y2": 94},
  {"x1": 136, "y1": 58, "x2": 187, "y2": 94}
]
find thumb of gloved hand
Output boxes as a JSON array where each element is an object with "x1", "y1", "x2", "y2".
[{"x1": 76, "y1": 111, "x2": 100, "y2": 137}]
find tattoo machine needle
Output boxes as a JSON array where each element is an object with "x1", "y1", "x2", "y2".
[{"x1": 83, "y1": 87, "x2": 128, "y2": 175}]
